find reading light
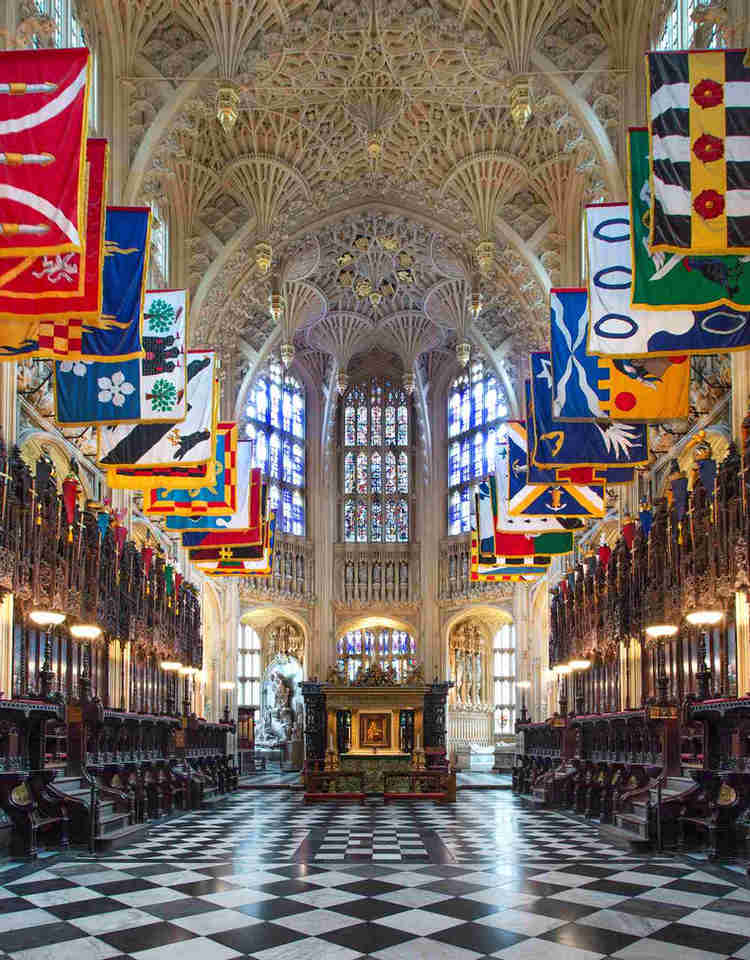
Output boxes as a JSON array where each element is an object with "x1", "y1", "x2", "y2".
[
  {"x1": 219, "y1": 682, "x2": 234, "y2": 691},
  {"x1": 686, "y1": 609, "x2": 723, "y2": 627},
  {"x1": 161, "y1": 661, "x2": 181, "y2": 671},
  {"x1": 70, "y1": 623, "x2": 102, "y2": 641},
  {"x1": 517, "y1": 681, "x2": 531, "y2": 689},
  {"x1": 30, "y1": 610, "x2": 66, "y2": 628},
  {"x1": 645, "y1": 624, "x2": 679, "y2": 640},
  {"x1": 569, "y1": 659, "x2": 592, "y2": 671},
  {"x1": 554, "y1": 664, "x2": 570, "y2": 675}
]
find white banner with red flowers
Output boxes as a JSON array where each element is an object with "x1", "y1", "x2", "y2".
[{"x1": 647, "y1": 49, "x2": 750, "y2": 255}]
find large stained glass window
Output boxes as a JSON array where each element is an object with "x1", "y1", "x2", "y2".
[
  {"x1": 337, "y1": 628, "x2": 416, "y2": 683},
  {"x1": 447, "y1": 356, "x2": 509, "y2": 535},
  {"x1": 341, "y1": 378, "x2": 410, "y2": 543},
  {"x1": 244, "y1": 358, "x2": 306, "y2": 535}
]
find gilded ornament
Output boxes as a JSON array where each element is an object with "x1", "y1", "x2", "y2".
[{"x1": 216, "y1": 86, "x2": 240, "y2": 136}]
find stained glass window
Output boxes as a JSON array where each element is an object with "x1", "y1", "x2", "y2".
[
  {"x1": 341, "y1": 378, "x2": 411, "y2": 543},
  {"x1": 337, "y1": 628, "x2": 417, "y2": 683},
  {"x1": 447, "y1": 356, "x2": 510, "y2": 535},
  {"x1": 493, "y1": 623, "x2": 517, "y2": 734},
  {"x1": 237, "y1": 624, "x2": 261, "y2": 706},
  {"x1": 242, "y1": 357, "x2": 306, "y2": 535}
]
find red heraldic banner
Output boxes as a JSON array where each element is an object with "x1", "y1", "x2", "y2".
[
  {"x1": 0, "y1": 48, "x2": 90, "y2": 259},
  {"x1": 0, "y1": 138, "x2": 107, "y2": 357}
]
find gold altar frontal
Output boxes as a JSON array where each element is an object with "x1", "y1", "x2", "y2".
[{"x1": 323, "y1": 683, "x2": 426, "y2": 791}]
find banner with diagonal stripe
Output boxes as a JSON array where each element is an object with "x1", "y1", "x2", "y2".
[
  {"x1": 0, "y1": 138, "x2": 107, "y2": 360},
  {"x1": 0, "y1": 48, "x2": 90, "y2": 259},
  {"x1": 97, "y1": 349, "x2": 216, "y2": 471}
]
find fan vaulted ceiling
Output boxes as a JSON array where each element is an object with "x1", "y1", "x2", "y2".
[{"x1": 75, "y1": 0, "x2": 669, "y2": 402}]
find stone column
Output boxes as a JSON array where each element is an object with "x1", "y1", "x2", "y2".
[{"x1": 0, "y1": 362, "x2": 16, "y2": 697}]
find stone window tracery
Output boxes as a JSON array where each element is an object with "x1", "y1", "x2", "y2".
[
  {"x1": 341, "y1": 377, "x2": 410, "y2": 543},
  {"x1": 237, "y1": 624, "x2": 261, "y2": 707},
  {"x1": 244, "y1": 358, "x2": 306, "y2": 536},
  {"x1": 447, "y1": 356, "x2": 509, "y2": 535},
  {"x1": 493, "y1": 623, "x2": 517, "y2": 734},
  {"x1": 337, "y1": 627, "x2": 416, "y2": 683}
]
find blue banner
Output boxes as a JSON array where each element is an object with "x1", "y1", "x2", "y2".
[{"x1": 530, "y1": 352, "x2": 649, "y2": 469}]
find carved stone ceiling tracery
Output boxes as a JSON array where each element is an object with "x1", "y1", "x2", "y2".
[{"x1": 86, "y1": 0, "x2": 629, "y2": 398}]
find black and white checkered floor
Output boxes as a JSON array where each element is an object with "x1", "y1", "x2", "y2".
[{"x1": 1, "y1": 790, "x2": 749, "y2": 959}]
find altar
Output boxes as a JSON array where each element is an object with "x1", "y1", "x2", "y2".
[{"x1": 324, "y1": 680, "x2": 426, "y2": 792}]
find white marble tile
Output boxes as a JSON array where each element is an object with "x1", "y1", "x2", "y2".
[
  {"x1": 25, "y1": 887, "x2": 102, "y2": 907},
  {"x1": 63, "y1": 871, "x2": 133, "y2": 886},
  {"x1": 171, "y1": 908, "x2": 259, "y2": 934},
  {"x1": 682, "y1": 871, "x2": 735, "y2": 887},
  {"x1": 373, "y1": 938, "x2": 482, "y2": 960},
  {"x1": 679, "y1": 906, "x2": 750, "y2": 937},
  {"x1": 375, "y1": 887, "x2": 452, "y2": 908},
  {"x1": 111, "y1": 888, "x2": 189, "y2": 907},
  {"x1": 606, "y1": 871, "x2": 679, "y2": 887},
  {"x1": 0, "y1": 907, "x2": 59, "y2": 932},
  {"x1": 478, "y1": 907, "x2": 566, "y2": 936},
  {"x1": 271, "y1": 907, "x2": 361, "y2": 936},
  {"x1": 636, "y1": 887, "x2": 715, "y2": 909},
  {"x1": 611, "y1": 939, "x2": 727, "y2": 960},
  {"x1": 375, "y1": 907, "x2": 465, "y2": 936},
  {"x1": 9, "y1": 935, "x2": 124, "y2": 960},
  {"x1": 143, "y1": 870, "x2": 212, "y2": 887},
  {"x1": 286, "y1": 887, "x2": 363, "y2": 908},
  {"x1": 253, "y1": 936, "x2": 362, "y2": 960},
  {"x1": 530, "y1": 870, "x2": 604, "y2": 888},
  {"x1": 199, "y1": 887, "x2": 276, "y2": 907},
  {"x1": 71, "y1": 907, "x2": 159, "y2": 935},
  {"x1": 130, "y1": 937, "x2": 241, "y2": 960},
  {"x1": 547, "y1": 888, "x2": 627, "y2": 908},
  {"x1": 577, "y1": 908, "x2": 671, "y2": 936},
  {"x1": 463, "y1": 888, "x2": 539, "y2": 908},
  {"x1": 492, "y1": 939, "x2": 605, "y2": 960}
]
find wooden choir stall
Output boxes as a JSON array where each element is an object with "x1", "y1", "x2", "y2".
[
  {"x1": 0, "y1": 443, "x2": 236, "y2": 857},
  {"x1": 513, "y1": 426, "x2": 750, "y2": 862}
]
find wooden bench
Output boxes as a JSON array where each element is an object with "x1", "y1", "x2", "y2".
[
  {"x1": 383, "y1": 769, "x2": 454, "y2": 803},
  {"x1": 304, "y1": 770, "x2": 366, "y2": 803}
]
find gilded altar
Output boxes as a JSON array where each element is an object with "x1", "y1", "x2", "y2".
[{"x1": 321, "y1": 665, "x2": 427, "y2": 790}]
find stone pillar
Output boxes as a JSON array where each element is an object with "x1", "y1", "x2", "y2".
[{"x1": 0, "y1": 362, "x2": 16, "y2": 697}]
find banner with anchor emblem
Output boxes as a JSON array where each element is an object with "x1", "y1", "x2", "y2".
[
  {"x1": 506, "y1": 420, "x2": 605, "y2": 518},
  {"x1": 54, "y1": 286, "x2": 187, "y2": 427},
  {"x1": 97, "y1": 349, "x2": 216, "y2": 472},
  {"x1": 192, "y1": 514, "x2": 275, "y2": 577},
  {"x1": 530, "y1": 351, "x2": 649, "y2": 469}
]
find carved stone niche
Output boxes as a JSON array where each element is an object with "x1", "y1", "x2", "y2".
[{"x1": 264, "y1": 618, "x2": 304, "y2": 668}]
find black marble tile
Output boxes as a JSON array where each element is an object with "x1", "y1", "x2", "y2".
[
  {"x1": 142, "y1": 897, "x2": 223, "y2": 921},
  {"x1": 617, "y1": 897, "x2": 693, "y2": 923},
  {"x1": 664, "y1": 878, "x2": 737, "y2": 898},
  {"x1": 0, "y1": 921, "x2": 86, "y2": 953},
  {"x1": 47, "y1": 897, "x2": 126, "y2": 920},
  {"x1": 99, "y1": 921, "x2": 195, "y2": 954},
  {"x1": 521, "y1": 897, "x2": 599, "y2": 922},
  {"x1": 541, "y1": 919, "x2": 638, "y2": 954},
  {"x1": 6, "y1": 878, "x2": 76, "y2": 896},
  {"x1": 705, "y1": 897, "x2": 750, "y2": 918},
  {"x1": 86, "y1": 879, "x2": 160, "y2": 896},
  {"x1": 581, "y1": 879, "x2": 652, "y2": 897},
  {"x1": 336, "y1": 879, "x2": 405, "y2": 897},
  {"x1": 170, "y1": 879, "x2": 240, "y2": 897},
  {"x1": 328, "y1": 898, "x2": 410, "y2": 921},
  {"x1": 418, "y1": 878, "x2": 488, "y2": 896},
  {"x1": 650, "y1": 921, "x2": 749, "y2": 956},
  {"x1": 210, "y1": 921, "x2": 306, "y2": 954},
  {"x1": 423, "y1": 896, "x2": 504, "y2": 921},
  {"x1": 237, "y1": 898, "x2": 316, "y2": 921},
  {"x1": 430, "y1": 921, "x2": 527, "y2": 954},
  {"x1": 319, "y1": 921, "x2": 416, "y2": 953}
]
